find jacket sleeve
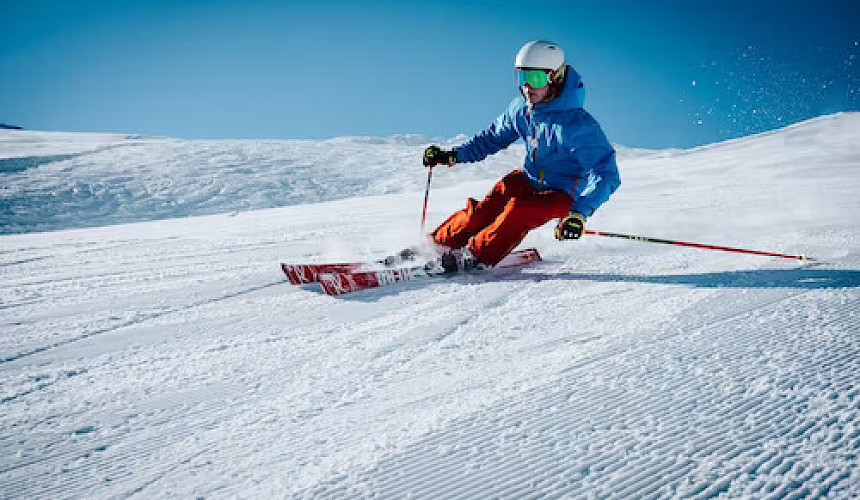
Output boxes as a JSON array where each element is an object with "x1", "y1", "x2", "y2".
[
  {"x1": 455, "y1": 102, "x2": 521, "y2": 163},
  {"x1": 573, "y1": 146, "x2": 620, "y2": 218}
]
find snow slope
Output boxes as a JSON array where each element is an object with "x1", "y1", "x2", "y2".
[{"x1": 1, "y1": 114, "x2": 859, "y2": 498}]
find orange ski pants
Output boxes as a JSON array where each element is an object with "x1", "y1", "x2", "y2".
[{"x1": 432, "y1": 170, "x2": 573, "y2": 266}]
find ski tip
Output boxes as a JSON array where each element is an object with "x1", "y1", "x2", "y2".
[
  {"x1": 281, "y1": 263, "x2": 305, "y2": 285},
  {"x1": 318, "y1": 272, "x2": 355, "y2": 295},
  {"x1": 318, "y1": 274, "x2": 338, "y2": 295},
  {"x1": 281, "y1": 263, "x2": 295, "y2": 283}
]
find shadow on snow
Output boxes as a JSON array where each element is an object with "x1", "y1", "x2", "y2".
[
  {"x1": 524, "y1": 266, "x2": 860, "y2": 290},
  {"x1": 329, "y1": 266, "x2": 860, "y2": 301}
]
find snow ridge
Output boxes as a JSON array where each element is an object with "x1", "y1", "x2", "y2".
[{"x1": 0, "y1": 132, "x2": 515, "y2": 234}]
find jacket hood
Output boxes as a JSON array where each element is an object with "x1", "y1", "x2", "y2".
[{"x1": 528, "y1": 65, "x2": 585, "y2": 112}]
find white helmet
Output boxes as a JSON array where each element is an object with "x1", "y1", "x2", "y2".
[{"x1": 515, "y1": 40, "x2": 565, "y2": 71}]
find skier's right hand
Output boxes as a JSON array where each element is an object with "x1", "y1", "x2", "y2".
[{"x1": 423, "y1": 145, "x2": 457, "y2": 167}]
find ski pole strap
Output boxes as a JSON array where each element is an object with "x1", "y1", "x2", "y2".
[{"x1": 583, "y1": 230, "x2": 813, "y2": 261}]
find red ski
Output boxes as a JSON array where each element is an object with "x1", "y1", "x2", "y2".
[
  {"x1": 281, "y1": 262, "x2": 365, "y2": 285},
  {"x1": 281, "y1": 248, "x2": 422, "y2": 285},
  {"x1": 318, "y1": 248, "x2": 542, "y2": 296},
  {"x1": 281, "y1": 248, "x2": 540, "y2": 286}
]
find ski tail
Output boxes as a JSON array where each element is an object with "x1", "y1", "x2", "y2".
[
  {"x1": 319, "y1": 248, "x2": 542, "y2": 296},
  {"x1": 496, "y1": 248, "x2": 541, "y2": 268}
]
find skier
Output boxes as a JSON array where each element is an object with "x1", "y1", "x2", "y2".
[{"x1": 423, "y1": 40, "x2": 620, "y2": 271}]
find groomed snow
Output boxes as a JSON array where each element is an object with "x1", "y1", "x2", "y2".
[{"x1": 1, "y1": 114, "x2": 859, "y2": 497}]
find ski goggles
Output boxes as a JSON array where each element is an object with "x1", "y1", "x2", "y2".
[{"x1": 518, "y1": 69, "x2": 552, "y2": 89}]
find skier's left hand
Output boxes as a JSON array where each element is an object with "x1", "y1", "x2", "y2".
[{"x1": 555, "y1": 212, "x2": 586, "y2": 240}]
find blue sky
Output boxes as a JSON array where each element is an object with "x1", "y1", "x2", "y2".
[{"x1": 1, "y1": 0, "x2": 857, "y2": 148}]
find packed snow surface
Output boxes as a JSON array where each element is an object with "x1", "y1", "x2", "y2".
[{"x1": 1, "y1": 114, "x2": 859, "y2": 498}]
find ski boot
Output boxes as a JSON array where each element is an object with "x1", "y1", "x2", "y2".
[{"x1": 438, "y1": 247, "x2": 487, "y2": 274}]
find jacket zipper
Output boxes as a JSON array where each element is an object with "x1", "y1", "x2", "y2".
[{"x1": 532, "y1": 118, "x2": 544, "y2": 189}]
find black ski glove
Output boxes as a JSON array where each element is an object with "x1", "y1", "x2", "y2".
[
  {"x1": 555, "y1": 212, "x2": 586, "y2": 240},
  {"x1": 423, "y1": 145, "x2": 457, "y2": 167}
]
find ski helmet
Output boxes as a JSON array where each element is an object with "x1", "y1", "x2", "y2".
[
  {"x1": 515, "y1": 40, "x2": 568, "y2": 102},
  {"x1": 515, "y1": 40, "x2": 565, "y2": 72}
]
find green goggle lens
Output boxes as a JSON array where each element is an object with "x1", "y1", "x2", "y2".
[{"x1": 518, "y1": 69, "x2": 551, "y2": 89}]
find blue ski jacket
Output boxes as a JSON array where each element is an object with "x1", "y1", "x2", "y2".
[{"x1": 454, "y1": 66, "x2": 620, "y2": 218}]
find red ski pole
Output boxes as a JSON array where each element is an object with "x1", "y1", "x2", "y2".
[
  {"x1": 420, "y1": 166, "x2": 433, "y2": 234},
  {"x1": 583, "y1": 229, "x2": 814, "y2": 261}
]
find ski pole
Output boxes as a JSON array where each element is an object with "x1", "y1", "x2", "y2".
[
  {"x1": 583, "y1": 229, "x2": 814, "y2": 261},
  {"x1": 420, "y1": 165, "x2": 433, "y2": 234}
]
